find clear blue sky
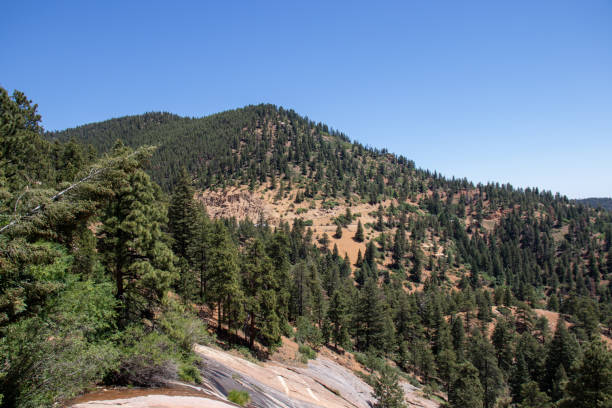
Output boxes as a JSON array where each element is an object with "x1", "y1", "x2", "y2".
[{"x1": 2, "y1": 1, "x2": 611, "y2": 198}]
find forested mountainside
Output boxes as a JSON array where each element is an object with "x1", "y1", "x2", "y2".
[
  {"x1": 577, "y1": 197, "x2": 612, "y2": 211},
  {"x1": 2, "y1": 87, "x2": 612, "y2": 408}
]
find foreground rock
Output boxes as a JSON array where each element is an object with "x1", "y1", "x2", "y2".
[
  {"x1": 194, "y1": 344, "x2": 438, "y2": 408},
  {"x1": 70, "y1": 344, "x2": 439, "y2": 408}
]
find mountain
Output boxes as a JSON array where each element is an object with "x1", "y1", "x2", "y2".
[
  {"x1": 48, "y1": 104, "x2": 612, "y2": 320},
  {"x1": 577, "y1": 197, "x2": 612, "y2": 211},
  {"x1": 4, "y1": 91, "x2": 611, "y2": 408}
]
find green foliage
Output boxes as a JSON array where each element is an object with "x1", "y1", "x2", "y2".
[
  {"x1": 518, "y1": 381, "x2": 552, "y2": 408},
  {"x1": 227, "y1": 389, "x2": 251, "y2": 406},
  {"x1": 98, "y1": 155, "x2": 178, "y2": 324},
  {"x1": 158, "y1": 298, "x2": 211, "y2": 351},
  {"x1": 295, "y1": 316, "x2": 323, "y2": 349},
  {"x1": 354, "y1": 220, "x2": 365, "y2": 242},
  {"x1": 112, "y1": 323, "x2": 202, "y2": 387},
  {"x1": 0, "y1": 269, "x2": 120, "y2": 407},
  {"x1": 298, "y1": 344, "x2": 317, "y2": 362},
  {"x1": 178, "y1": 359, "x2": 202, "y2": 384},
  {"x1": 372, "y1": 365, "x2": 406, "y2": 408},
  {"x1": 560, "y1": 338, "x2": 612, "y2": 408},
  {"x1": 4, "y1": 87, "x2": 612, "y2": 408},
  {"x1": 448, "y1": 362, "x2": 484, "y2": 408}
]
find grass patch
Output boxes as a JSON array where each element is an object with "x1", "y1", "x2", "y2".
[
  {"x1": 227, "y1": 389, "x2": 251, "y2": 406},
  {"x1": 298, "y1": 344, "x2": 317, "y2": 363}
]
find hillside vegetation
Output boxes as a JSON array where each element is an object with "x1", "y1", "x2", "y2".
[
  {"x1": 2, "y1": 88, "x2": 611, "y2": 408},
  {"x1": 577, "y1": 197, "x2": 612, "y2": 211}
]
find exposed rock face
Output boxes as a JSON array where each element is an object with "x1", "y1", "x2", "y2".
[{"x1": 196, "y1": 189, "x2": 274, "y2": 223}]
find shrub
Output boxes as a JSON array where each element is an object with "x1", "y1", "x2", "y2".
[
  {"x1": 158, "y1": 298, "x2": 211, "y2": 352},
  {"x1": 295, "y1": 316, "x2": 323, "y2": 348},
  {"x1": 115, "y1": 327, "x2": 180, "y2": 386},
  {"x1": 298, "y1": 344, "x2": 317, "y2": 362},
  {"x1": 227, "y1": 389, "x2": 251, "y2": 406},
  {"x1": 0, "y1": 318, "x2": 119, "y2": 408},
  {"x1": 178, "y1": 360, "x2": 202, "y2": 384}
]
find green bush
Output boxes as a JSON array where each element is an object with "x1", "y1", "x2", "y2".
[
  {"x1": 227, "y1": 389, "x2": 251, "y2": 406},
  {"x1": 295, "y1": 316, "x2": 322, "y2": 348},
  {"x1": 115, "y1": 327, "x2": 180, "y2": 386},
  {"x1": 0, "y1": 316, "x2": 118, "y2": 408},
  {"x1": 159, "y1": 298, "x2": 211, "y2": 352},
  {"x1": 321, "y1": 200, "x2": 339, "y2": 209},
  {"x1": 178, "y1": 360, "x2": 202, "y2": 384},
  {"x1": 298, "y1": 344, "x2": 317, "y2": 362}
]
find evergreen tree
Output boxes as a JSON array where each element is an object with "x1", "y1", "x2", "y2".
[
  {"x1": 492, "y1": 318, "x2": 515, "y2": 374},
  {"x1": 449, "y1": 362, "x2": 484, "y2": 408},
  {"x1": 168, "y1": 167, "x2": 200, "y2": 299},
  {"x1": 469, "y1": 333, "x2": 505, "y2": 408},
  {"x1": 518, "y1": 381, "x2": 552, "y2": 408},
  {"x1": 411, "y1": 247, "x2": 423, "y2": 283},
  {"x1": 207, "y1": 222, "x2": 242, "y2": 333},
  {"x1": 353, "y1": 278, "x2": 385, "y2": 351},
  {"x1": 355, "y1": 220, "x2": 365, "y2": 242},
  {"x1": 372, "y1": 365, "x2": 406, "y2": 408},
  {"x1": 334, "y1": 223, "x2": 343, "y2": 239},
  {"x1": 560, "y1": 338, "x2": 612, "y2": 408},
  {"x1": 451, "y1": 316, "x2": 465, "y2": 360},
  {"x1": 98, "y1": 160, "x2": 177, "y2": 324},
  {"x1": 243, "y1": 238, "x2": 282, "y2": 351},
  {"x1": 545, "y1": 319, "x2": 578, "y2": 393},
  {"x1": 327, "y1": 289, "x2": 350, "y2": 349}
]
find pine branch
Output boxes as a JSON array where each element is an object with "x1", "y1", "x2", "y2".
[{"x1": 0, "y1": 149, "x2": 148, "y2": 235}]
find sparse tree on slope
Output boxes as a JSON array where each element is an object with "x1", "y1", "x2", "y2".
[{"x1": 372, "y1": 365, "x2": 406, "y2": 408}]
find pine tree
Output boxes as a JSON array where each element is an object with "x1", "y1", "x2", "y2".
[
  {"x1": 168, "y1": 167, "x2": 196, "y2": 260},
  {"x1": 354, "y1": 278, "x2": 385, "y2": 351},
  {"x1": 207, "y1": 221, "x2": 242, "y2": 333},
  {"x1": 451, "y1": 316, "x2": 465, "y2": 360},
  {"x1": 449, "y1": 362, "x2": 484, "y2": 408},
  {"x1": 518, "y1": 381, "x2": 552, "y2": 408},
  {"x1": 492, "y1": 318, "x2": 515, "y2": 374},
  {"x1": 98, "y1": 164, "x2": 177, "y2": 324},
  {"x1": 372, "y1": 365, "x2": 406, "y2": 408},
  {"x1": 469, "y1": 333, "x2": 505, "y2": 408},
  {"x1": 437, "y1": 348, "x2": 457, "y2": 395},
  {"x1": 510, "y1": 352, "x2": 530, "y2": 402},
  {"x1": 560, "y1": 338, "x2": 612, "y2": 408},
  {"x1": 243, "y1": 238, "x2": 282, "y2": 351},
  {"x1": 356, "y1": 249, "x2": 363, "y2": 267},
  {"x1": 186, "y1": 203, "x2": 211, "y2": 301},
  {"x1": 168, "y1": 167, "x2": 200, "y2": 299},
  {"x1": 545, "y1": 319, "x2": 578, "y2": 393},
  {"x1": 327, "y1": 289, "x2": 350, "y2": 349},
  {"x1": 392, "y1": 226, "x2": 405, "y2": 267},
  {"x1": 355, "y1": 220, "x2": 365, "y2": 242},
  {"x1": 411, "y1": 246, "x2": 423, "y2": 283},
  {"x1": 334, "y1": 224, "x2": 343, "y2": 239}
]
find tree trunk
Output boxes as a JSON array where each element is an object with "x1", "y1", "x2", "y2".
[{"x1": 218, "y1": 301, "x2": 222, "y2": 332}]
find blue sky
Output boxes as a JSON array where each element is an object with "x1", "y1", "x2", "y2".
[{"x1": 2, "y1": 1, "x2": 611, "y2": 198}]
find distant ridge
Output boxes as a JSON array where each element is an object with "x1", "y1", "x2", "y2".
[{"x1": 576, "y1": 197, "x2": 612, "y2": 211}]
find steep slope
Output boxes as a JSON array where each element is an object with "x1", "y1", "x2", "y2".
[
  {"x1": 49, "y1": 104, "x2": 612, "y2": 308},
  {"x1": 48, "y1": 104, "x2": 612, "y2": 407}
]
